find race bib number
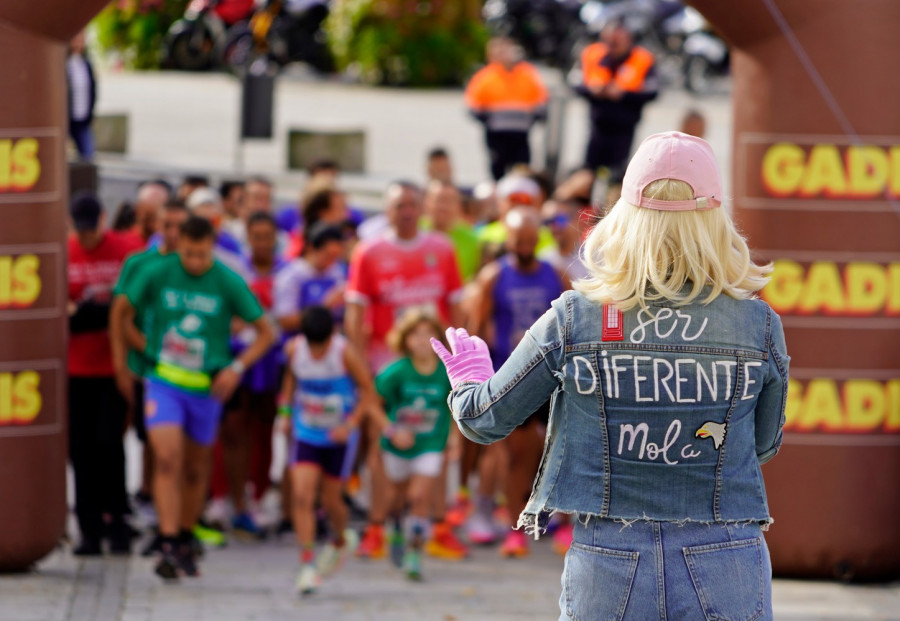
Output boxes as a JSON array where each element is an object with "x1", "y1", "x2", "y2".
[
  {"x1": 160, "y1": 325, "x2": 206, "y2": 371},
  {"x1": 298, "y1": 392, "x2": 345, "y2": 430},
  {"x1": 395, "y1": 399, "x2": 439, "y2": 435}
]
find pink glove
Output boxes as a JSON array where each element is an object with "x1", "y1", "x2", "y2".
[{"x1": 431, "y1": 327, "x2": 495, "y2": 390}]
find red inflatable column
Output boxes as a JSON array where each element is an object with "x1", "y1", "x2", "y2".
[
  {"x1": 0, "y1": 1, "x2": 110, "y2": 572},
  {"x1": 689, "y1": 0, "x2": 900, "y2": 579}
]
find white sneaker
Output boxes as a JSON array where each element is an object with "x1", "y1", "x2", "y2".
[
  {"x1": 466, "y1": 510, "x2": 498, "y2": 545},
  {"x1": 317, "y1": 529, "x2": 359, "y2": 577},
  {"x1": 204, "y1": 497, "x2": 231, "y2": 526},
  {"x1": 295, "y1": 565, "x2": 319, "y2": 595}
]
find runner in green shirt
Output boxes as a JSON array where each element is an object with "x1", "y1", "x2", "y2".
[
  {"x1": 110, "y1": 199, "x2": 188, "y2": 523},
  {"x1": 377, "y1": 356, "x2": 452, "y2": 459},
  {"x1": 422, "y1": 181, "x2": 483, "y2": 283},
  {"x1": 374, "y1": 309, "x2": 457, "y2": 580},
  {"x1": 118, "y1": 215, "x2": 275, "y2": 581}
]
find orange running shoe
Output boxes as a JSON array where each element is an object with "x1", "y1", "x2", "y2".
[
  {"x1": 424, "y1": 522, "x2": 469, "y2": 560},
  {"x1": 445, "y1": 492, "x2": 471, "y2": 528},
  {"x1": 552, "y1": 522, "x2": 574, "y2": 556},
  {"x1": 355, "y1": 524, "x2": 386, "y2": 560},
  {"x1": 499, "y1": 530, "x2": 529, "y2": 558}
]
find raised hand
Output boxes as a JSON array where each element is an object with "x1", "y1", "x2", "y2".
[{"x1": 430, "y1": 327, "x2": 495, "y2": 390}]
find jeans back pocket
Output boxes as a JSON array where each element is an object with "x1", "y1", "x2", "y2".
[
  {"x1": 563, "y1": 541, "x2": 639, "y2": 621},
  {"x1": 683, "y1": 538, "x2": 767, "y2": 621}
]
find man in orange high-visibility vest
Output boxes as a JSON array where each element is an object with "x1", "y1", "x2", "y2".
[
  {"x1": 577, "y1": 20, "x2": 658, "y2": 181},
  {"x1": 466, "y1": 37, "x2": 548, "y2": 180}
]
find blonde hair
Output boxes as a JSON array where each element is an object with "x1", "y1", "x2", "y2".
[
  {"x1": 387, "y1": 307, "x2": 446, "y2": 357},
  {"x1": 573, "y1": 179, "x2": 771, "y2": 311}
]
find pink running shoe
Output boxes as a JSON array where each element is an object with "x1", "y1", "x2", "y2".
[
  {"x1": 499, "y1": 530, "x2": 529, "y2": 558},
  {"x1": 552, "y1": 522, "x2": 574, "y2": 556}
]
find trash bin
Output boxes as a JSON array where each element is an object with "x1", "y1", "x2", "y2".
[{"x1": 241, "y1": 63, "x2": 276, "y2": 140}]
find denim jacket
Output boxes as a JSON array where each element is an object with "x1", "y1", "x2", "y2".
[{"x1": 449, "y1": 289, "x2": 790, "y2": 536}]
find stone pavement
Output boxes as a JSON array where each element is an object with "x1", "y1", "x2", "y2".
[{"x1": 2, "y1": 531, "x2": 899, "y2": 621}]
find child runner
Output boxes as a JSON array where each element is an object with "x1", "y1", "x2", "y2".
[
  {"x1": 376, "y1": 308, "x2": 456, "y2": 581},
  {"x1": 279, "y1": 306, "x2": 412, "y2": 595}
]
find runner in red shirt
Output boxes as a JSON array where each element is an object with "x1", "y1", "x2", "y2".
[
  {"x1": 344, "y1": 181, "x2": 466, "y2": 561},
  {"x1": 67, "y1": 192, "x2": 139, "y2": 556},
  {"x1": 345, "y1": 183, "x2": 464, "y2": 372}
]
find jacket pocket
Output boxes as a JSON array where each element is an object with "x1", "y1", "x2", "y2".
[
  {"x1": 683, "y1": 538, "x2": 766, "y2": 621},
  {"x1": 563, "y1": 541, "x2": 638, "y2": 621}
]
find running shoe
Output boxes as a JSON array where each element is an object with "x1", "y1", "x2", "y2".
[
  {"x1": 444, "y1": 491, "x2": 471, "y2": 528},
  {"x1": 295, "y1": 565, "x2": 320, "y2": 595},
  {"x1": 317, "y1": 529, "x2": 359, "y2": 577},
  {"x1": 155, "y1": 546, "x2": 180, "y2": 582},
  {"x1": 193, "y1": 523, "x2": 226, "y2": 549},
  {"x1": 176, "y1": 543, "x2": 200, "y2": 577},
  {"x1": 552, "y1": 522, "x2": 574, "y2": 556},
  {"x1": 355, "y1": 524, "x2": 386, "y2": 560},
  {"x1": 232, "y1": 512, "x2": 263, "y2": 540},
  {"x1": 204, "y1": 497, "x2": 230, "y2": 531},
  {"x1": 499, "y1": 530, "x2": 529, "y2": 558},
  {"x1": 424, "y1": 522, "x2": 468, "y2": 560},
  {"x1": 389, "y1": 527, "x2": 405, "y2": 568},
  {"x1": 466, "y1": 510, "x2": 498, "y2": 546},
  {"x1": 403, "y1": 549, "x2": 422, "y2": 581}
]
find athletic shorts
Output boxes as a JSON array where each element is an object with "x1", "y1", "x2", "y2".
[
  {"x1": 144, "y1": 378, "x2": 223, "y2": 446},
  {"x1": 291, "y1": 439, "x2": 347, "y2": 479},
  {"x1": 382, "y1": 451, "x2": 443, "y2": 482}
]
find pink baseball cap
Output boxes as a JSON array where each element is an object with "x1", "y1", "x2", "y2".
[{"x1": 621, "y1": 131, "x2": 722, "y2": 211}]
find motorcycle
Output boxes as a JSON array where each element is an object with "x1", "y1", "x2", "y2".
[
  {"x1": 218, "y1": 0, "x2": 333, "y2": 75},
  {"x1": 681, "y1": 11, "x2": 729, "y2": 94},
  {"x1": 569, "y1": 0, "x2": 727, "y2": 91},
  {"x1": 482, "y1": 0, "x2": 586, "y2": 69},
  {"x1": 164, "y1": 0, "x2": 254, "y2": 71}
]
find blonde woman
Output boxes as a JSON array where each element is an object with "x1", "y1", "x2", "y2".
[{"x1": 432, "y1": 132, "x2": 789, "y2": 620}]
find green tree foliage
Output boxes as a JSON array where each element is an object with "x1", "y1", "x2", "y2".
[
  {"x1": 327, "y1": 0, "x2": 488, "y2": 87},
  {"x1": 93, "y1": 0, "x2": 189, "y2": 69}
]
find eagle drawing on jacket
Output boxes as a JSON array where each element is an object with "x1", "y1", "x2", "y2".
[{"x1": 695, "y1": 421, "x2": 727, "y2": 450}]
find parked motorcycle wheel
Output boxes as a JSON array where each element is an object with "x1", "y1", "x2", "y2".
[
  {"x1": 218, "y1": 24, "x2": 255, "y2": 74},
  {"x1": 168, "y1": 23, "x2": 216, "y2": 71},
  {"x1": 684, "y1": 54, "x2": 715, "y2": 95}
]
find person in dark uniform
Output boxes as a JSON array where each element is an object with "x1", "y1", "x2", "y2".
[{"x1": 577, "y1": 21, "x2": 659, "y2": 181}]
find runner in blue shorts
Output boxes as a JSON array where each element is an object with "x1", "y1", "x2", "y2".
[{"x1": 120, "y1": 216, "x2": 275, "y2": 581}]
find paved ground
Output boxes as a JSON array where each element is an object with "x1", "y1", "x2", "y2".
[{"x1": 3, "y1": 531, "x2": 899, "y2": 621}]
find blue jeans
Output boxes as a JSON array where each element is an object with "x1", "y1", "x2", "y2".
[
  {"x1": 69, "y1": 120, "x2": 94, "y2": 160},
  {"x1": 560, "y1": 518, "x2": 773, "y2": 621}
]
